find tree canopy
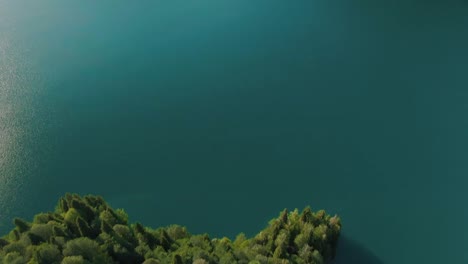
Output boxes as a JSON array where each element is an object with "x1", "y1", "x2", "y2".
[{"x1": 0, "y1": 194, "x2": 341, "y2": 264}]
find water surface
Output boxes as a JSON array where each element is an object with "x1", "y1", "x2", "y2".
[{"x1": 1, "y1": 1, "x2": 468, "y2": 263}]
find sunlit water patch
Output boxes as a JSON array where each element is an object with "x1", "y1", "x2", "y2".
[
  {"x1": 0, "y1": 18, "x2": 45, "y2": 232},
  {"x1": 0, "y1": 33, "x2": 23, "y2": 229}
]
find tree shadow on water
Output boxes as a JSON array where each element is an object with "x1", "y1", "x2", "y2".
[{"x1": 331, "y1": 235, "x2": 384, "y2": 264}]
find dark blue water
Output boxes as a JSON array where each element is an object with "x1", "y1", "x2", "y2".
[{"x1": 1, "y1": 1, "x2": 468, "y2": 263}]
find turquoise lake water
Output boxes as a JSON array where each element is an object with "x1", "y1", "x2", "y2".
[{"x1": 1, "y1": 0, "x2": 468, "y2": 263}]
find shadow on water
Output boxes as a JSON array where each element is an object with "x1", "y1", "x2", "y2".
[{"x1": 332, "y1": 235, "x2": 384, "y2": 264}]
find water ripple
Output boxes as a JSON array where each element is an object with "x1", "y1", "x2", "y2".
[{"x1": 0, "y1": 22, "x2": 43, "y2": 230}]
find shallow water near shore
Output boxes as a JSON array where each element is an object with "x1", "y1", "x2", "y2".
[{"x1": 1, "y1": 0, "x2": 468, "y2": 263}]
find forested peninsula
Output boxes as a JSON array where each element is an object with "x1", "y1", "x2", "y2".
[{"x1": 0, "y1": 194, "x2": 341, "y2": 264}]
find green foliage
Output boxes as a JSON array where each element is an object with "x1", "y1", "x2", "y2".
[
  {"x1": 99, "y1": 210, "x2": 119, "y2": 228},
  {"x1": 0, "y1": 193, "x2": 341, "y2": 264},
  {"x1": 69, "y1": 199, "x2": 94, "y2": 223},
  {"x1": 33, "y1": 213, "x2": 54, "y2": 224},
  {"x1": 0, "y1": 238, "x2": 9, "y2": 247},
  {"x1": 142, "y1": 259, "x2": 160, "y2": 264},
  {"x1": 9, "y1": 230, "x2": 20, "y2": 241},
  {"x1": 3, "y1": 241, "x2": 27, "y2": 255},
  {"x1": 13, "y1": 218, "x2": 30, "y2": 233},
  {"x1": 28, "y1": 232, "x2": 45, "y2": 245},
  {"x1": 30, "y1": 224, "x2": 55, "y2": 242},
  {"x1": 62, "y1": 237, "x2": 109, "y2": 263},
  {"x1": 61, "y1": 255, "x2": 89, "y2": 264},
  {"x1": 33, "y1": 243, "x2": 62, "y2": 264},
  {"x1": 114, "y1": 209, "x2": 129, "y2": 225},
  {"x1": 75, "y1": 217, "x2": 92, "y2": 238},
  {"x1": 112, "y1": 224, "x2": 132, "y2": 240},
  {"x1": 172, "y1": 254, "x2": 183, "y2": 264},
  {"x1": 57, "y1": 198, "x2": 69, "y2": 214},
  {"x1": 64, "y1": 209, "x2": 80, "y2": 228},
  {"x1": 165, "y1": 225, "x2": 189, "y2": 241},
  {"x1": 3, "y1": 251, "x2": 25, "y2": 264}
]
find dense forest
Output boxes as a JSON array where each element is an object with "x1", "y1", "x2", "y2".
[{"x1": 0, "y1": 194, "x2": 341, "y2": 264}]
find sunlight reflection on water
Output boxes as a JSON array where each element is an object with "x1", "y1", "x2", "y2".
[
  {"x1": 0, "y1": 27, "x2": 41, "y2": 230},
  {"x1": 0, "y1": 33, "x2": 23, "y2": 227}
]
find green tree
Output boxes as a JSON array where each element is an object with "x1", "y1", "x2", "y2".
[
  {"x1": 33, "y1": 243, "x2": 62, "y2": 264},
  {"x1": 62, "y1": 237, "x2": 109, "y2": 263}
]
